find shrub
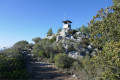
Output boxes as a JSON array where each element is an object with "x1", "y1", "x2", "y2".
[
  {"x1": 49, "y1": 52, "x2": 55, "y2": 63},
  {"x1": 38, "y1": 50, "x2": 45, "y2": 57},
  {"x1": 72, "y1": 29, "x2": 78, "y2": 35},
  {"x1": 49, "y1": 36, "x2": 56, "y2": 43},
  {"x1": 32, "y1": 37, "x2": 41, "y2": 43},
  {"x1": 54, "y1": 53, "x2": 74, "y2": 68},
  {"x1": 0, "y1": 54, "x2": 27, "y2": 79}
]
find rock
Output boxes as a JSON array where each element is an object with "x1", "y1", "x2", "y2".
[
  {"x1": 44, "y1": 34, "x2": 56, "y2": 39},
  {"x1": 84, "y1": 49, "x2": 89, "y2": 54},
  {"x1": 81, "y1": 48, "x2": 86, "y2": 52},
  {"x1": 77, "y1": 37, "x2": 82, "y2": 42},
  {"x1": 65, "y1": 45, "x2": 68, "y2": 49},
  {"x1": 88, "y1": 44, "x2": 93, "y2": 51},
  {"x1": 56, "y1": 36, "x2": 62, "y2": 42},
  {"x1": 70, "y1": 35, "x2": 75, "y2": 40},
  {"x1": 64, "y1": 28, "x2": 72, "y2": 33},
  {"x1": 68, "y1": 51, "x2": 81, "y2": 59},
  {"x1": 75, "y1": 32, "x2": 86, "y2": 38},
  {"x1": 60, "y1": 30, "x2": 68, "y2": 37},
  {"x1": 75, "y1": 32, "x2": 81, "y2": 35},
  {"x1": 73, "y1": 74, "x2": 76, "y2": 77}
]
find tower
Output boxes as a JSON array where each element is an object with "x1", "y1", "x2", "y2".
[{"x1": 62, "y1": 20, "x2": 72, "y2": 30}]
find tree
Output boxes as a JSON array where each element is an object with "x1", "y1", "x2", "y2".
[
  {"x1": 13, "y1": 40, "x2": 29, "y2": 53},
  {"x1": 32, "y1": 37, "x2": 41, "y2": 43},
  {"x1": 47, "y1": 28, "x2": 53, "y2": 37},
  {"x1": 112, "y1": 0, "x2": 120, "y2": 6},
  {"x1": 89, "y1": 5, "x2": 120, "y2": 48},
  {"x1": 57, "y1": 27, "x2": 62, "y2": 34},
  {"x1": 80, "y1": 25, "x2": 89, "y2": 33},
  {"x1": 0, "y1": 41, "x2": 28, "y2": 79},
  {"x1": 86, "y1": 4, "x2": 120, "y2": 80}
]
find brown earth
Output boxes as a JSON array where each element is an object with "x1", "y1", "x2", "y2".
[{"x1": 28, "y1": 61, "x2": 78, "y2": 80}]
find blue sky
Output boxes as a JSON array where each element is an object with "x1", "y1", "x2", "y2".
[{"x1": 0, "y1": 0, "x2": 113, "y2": 49}]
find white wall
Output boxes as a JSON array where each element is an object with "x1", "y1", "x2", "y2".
[{"x1": 63, "y1": 24, "x2": 69, "y2": 28}]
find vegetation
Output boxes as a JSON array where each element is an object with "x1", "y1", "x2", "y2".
[
  {"x1": 32, "y1": 38, "x2": 65, "y2": 58},
  {"x1": 0, "y1": 41, "x2": 30, "y2": 79},
  {"x1": 47, "y1": 28, "x2": 53, "y2": 37},
  {"x1": 72, "y1": 1, "x2": 120, "y2": 80},
  {"x1": 32, "y1": 37, "x2": 41, "y2": 43},
  {"x1": 80, "y1": 25, "x2": 89, "y2": 33},
  {"x1": 1, "y1": 0, "x2": 120, "y2": 79},
  {"x1": 57, "y1": 27, "x2": 62, "y2": 34},
  {"x1": 54, "y1": 53, "x2": 74, "y2": 68}
]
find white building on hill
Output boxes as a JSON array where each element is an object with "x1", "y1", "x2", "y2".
[{"x1": 62, "y1": 20, "x2": 72, "y2": 30}]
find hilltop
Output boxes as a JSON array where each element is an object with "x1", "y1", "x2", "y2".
[{"x1": 0, "y1": 1, "x2": 120, "y2": 79}]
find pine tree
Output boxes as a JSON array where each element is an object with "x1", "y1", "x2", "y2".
[{"x1": 47, "y1": 28, "x2": 53, "y2": 37}]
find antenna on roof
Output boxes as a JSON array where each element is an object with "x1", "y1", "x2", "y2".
[{"x1": 64, "y1": 12, "x2": 66, "y2": 20}]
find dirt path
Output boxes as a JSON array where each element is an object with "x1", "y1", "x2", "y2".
[{"x1": 28, "y1": 61, "x2": 77, "y2": 80}]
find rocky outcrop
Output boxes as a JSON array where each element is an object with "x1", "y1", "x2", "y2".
[
  {"x1": 46, "y1": 27, "x2": 96, "y2": 59},
  {"x1": 56, "y1": 29, "x2": 95, "y2": 58}
]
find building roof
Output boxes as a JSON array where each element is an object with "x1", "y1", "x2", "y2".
[{"x1": 62, "y1": 20, "x2": 72, "y2": 23}]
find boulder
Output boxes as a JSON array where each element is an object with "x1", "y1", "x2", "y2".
[
  {"x1": 77, "y1": 37, "x2": 82, "y2": 42},
  {"x1": 69, "y1": 35, "x2": 75, "y2": 40},
  {"x1": 75, "y1": 32, "x2": 86, "y2": 38},
  {"x1": 88, "y1": 44, "x2": 93, "y2": 50},
  {"x1": 68, "y1": 51, "x2": 81, "y2": 59},
  {"x1": 56, "y1": 36, "x2": 62, "y2": 42},
  {"x1": 60, "y1": 30, "x2": 68, "y2": 37}
]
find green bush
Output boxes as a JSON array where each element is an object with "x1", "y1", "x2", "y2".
[
  {"x1": 38, "y1": 50, "x2": 45, "y2": 57},
  {"x1": 49, "y1": 57, "x2": 55, "y2": 63},
  {"x1": 54, "y1": 53, "x2": 74, "y2": 69},
  {"x1": 0, "y1": 54, "x2": 27, "y2": 79},
  {"x1": 49, "y1": 36, "x2": 56, "y2": 43},
  {"x1": 49, "y1": 52, "x2": 55, "y2": 63}
]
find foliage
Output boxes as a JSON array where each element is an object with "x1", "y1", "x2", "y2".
[
  {"x1": 47, "y1": 28, "x2": 53, "y2": 37},
  {"x1": 32, "y1": 38, "x2": 65, "y2": 58},
  {"x1": 72, "y1": 29, "x2": 78, "y2": 35},
  {"x1": 32, "y1": 37, "x2": 41, "y2": 43},
  {"x1": 0, "y1": 51, "x2": 27, "y2": 79},
  {"x1": 13, "y1": 40, "x2": 29, "y2": 48},
  {"x1": 91, "y1": 41, "x2": 120, "y2": 80},
  {"x1": 32, "y1": 41, "x2": 45, "y2": 57},
  {"x1": 113, "y1": 0, "x2": 120, "y2": 6},
  {"x1": 0, "y1": 40, "x2": 33, "y2": 79},
  {"x1": 38, "y1": 50, "x2": 45, "y2": 57},
  {"x1": 71, "y1": 3, "x2": 120, "y2": 80},
  {"x1": 73, "y1": 38, "x2": 90, "y2": 52},
  {"x1": 57, "y1": 27, "x2": 62, "y2": 34},
  {"x1": 54, "y1": 53, "x2": 74, "y2": 68},
  {"x1": 49, "y1": 36, "x2": 56, "y2": 44},
  {"x1": 80, "y1": 25, "x2": 89, "y2": 33},
  {"x1": 66, "y1": 40, "x2": 74, "y2": 52},
  {"x1": 48, "y1": 52, "x2": 55, "y2": 63},
  {"x1": 85, "y1": 4, "x2": 120, "y2": 80},
  {"x1": 89, "y1": 5, "x2": 120, "y2": 48},
  {"x1": 12, "y1": 40, "x2": 29, "y2": 53}
]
